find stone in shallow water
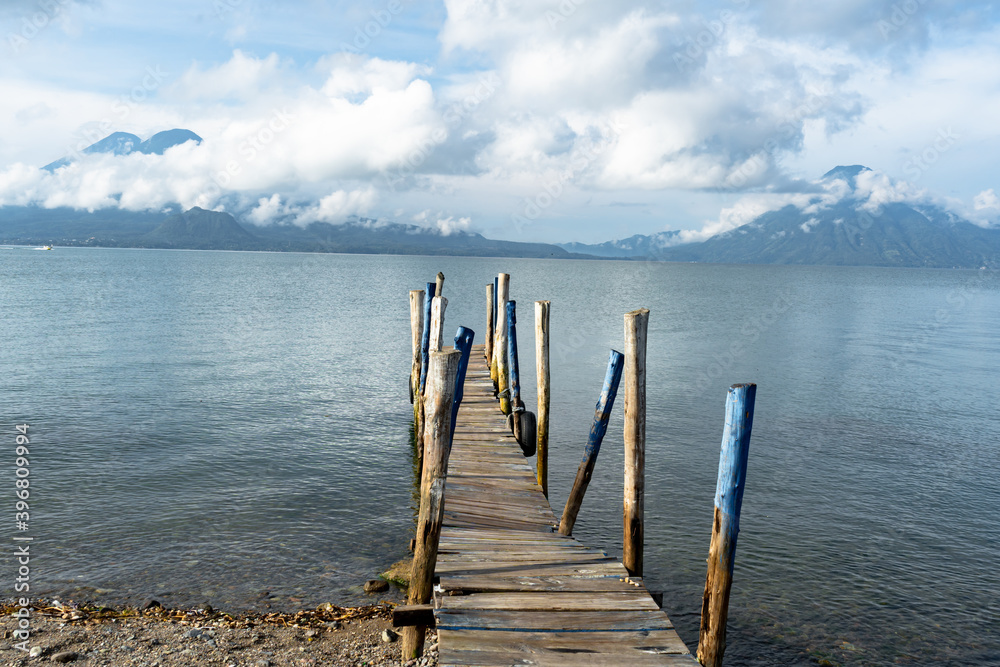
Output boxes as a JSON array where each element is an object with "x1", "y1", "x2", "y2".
[{"x1": 363, "y1": 579, "x2": 389, "y2": 593}]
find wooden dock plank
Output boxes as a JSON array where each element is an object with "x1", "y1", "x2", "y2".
[{"x1": 431, "y1": 344, "x2": 697, "y2": 666}]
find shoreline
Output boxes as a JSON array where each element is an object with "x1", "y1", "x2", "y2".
[{"x1": 1, "y1": 598, "x2": 436, "y2": 666}]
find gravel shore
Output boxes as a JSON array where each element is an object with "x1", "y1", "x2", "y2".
[{"x1": 1, "y1": 600, "x2": 437, "y2": 667}]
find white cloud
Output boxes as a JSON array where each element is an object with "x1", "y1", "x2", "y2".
[{"x1": 974, "y1": 188, "x2": 999, "y2": 211}]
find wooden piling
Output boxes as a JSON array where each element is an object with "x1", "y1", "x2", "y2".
[
  {"x1": 697, "y1": 383, "x2": 757, "y2": 667},
  {"x1": 451, "y1": 327, "x2": 475, "y2": 441},
  {"x1": 409, "y1": 290, "x2": 424, "y2": 407},
  {"x1": 558, "y1": 350, "x2": 625, "y2": 536},
  {"x1": 495, "y1": 274, "x2": 511, "y2": 414},
  {"x1": 429, "y1": 296, "x2": 448, "y2": 353},
  {"x1": 435, "y1": 272, "x2": 445, "y2": 299},
  {"x1": 418, "y1": 283, "x2": 436, "y2": 395},
  {"x1": 623, "y1": 308, "x2": 649, "y2": 578},
  {"x1": 534, "y1": 300, "x2": 550, "y2": 497},
  {"x1": 506, "y1": 300, "x2": 524, "y2": 443},
  {"x1": 485, "y1": 284, "x2": 495, "y2": 363},
  {"x1": 402, "y1": 348, "x2": 462, "y2": 661}
]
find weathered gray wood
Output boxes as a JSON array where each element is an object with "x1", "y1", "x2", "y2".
[
  {"x1": 409, "y1": 290, "x2": 425, "y2": 406},
  {"x1": 435, "y1": 271, "x2": 445, "y2": 299},
  {"x1": 428, "y1": 296, "x2": 448, "y2": 353},
  {"x1": 486, "y1": 283, "x2": 494, "y2": 364},
  {"x1": 420, "y1": 344, "x2": 694, "y2": 666},
  {"x1": 535, "y1": 300, "x2": 550, "y2": 496},
  {"x1": 624, "y1": 308, "x2": 649, "y2": 578},
  {"x1": 402, "y1": 348, "x2": 461, "y2": 661},
  {"x1": 494, "y1": 273, "x2": 510, "y2": 413}
]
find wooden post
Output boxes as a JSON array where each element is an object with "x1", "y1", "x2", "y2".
[
  {"x1": 506, "y1": 300, "x2": 523, "y2": 441},
  {"x1": 535, "y1": 300, "x2": 550, "y2": 497},
  {"x1": 429, "y1": 296, "x2": 448, "y2": 353},
  {"x1": 697, "y1": 383, "x2": 757, "y2": 667},
  {"x1": 401, "y1": 349, "x2": 461, "y2": 661},
  {"x1": 495, "y1": 274, "x2": 511, "y2": 413},
  {"x1": 409, "y1": 290, "x2": 424, "y2": 407},
  {"x1": 486, "y1": 284, "x2": 495, "y2": 363},
  {"x1": 623, "y1": 308, "x2": 649, "y2": 578},
  {"x1": 558, "y1": 350, "x2": 624, "y2": 536},
  {"x1": 418, "y1": 283, "x2": 436, "y2": 395},
  {"x1": 451, "y1": 327, "x2": 475, "y2": 441},
  {"x1": 435, "y1": 271, "x2": 445, "y2": 299}
]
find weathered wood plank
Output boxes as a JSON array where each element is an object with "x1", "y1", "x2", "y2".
[{"x1": 427, "y1": 338, "x2": 693, "y2": 666}]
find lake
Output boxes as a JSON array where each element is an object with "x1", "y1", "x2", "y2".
[{"x1": 2, "y1": 247, "x2": 997, "y2": 665}]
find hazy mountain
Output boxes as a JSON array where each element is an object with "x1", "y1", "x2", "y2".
[
  {"x1": 572, "y1": 166, "x2": 1000, "y2": 268},
  {"x1": 558, "y1": 231, "x2": 682, "y2": 258},
  {"x1": 43, "y1": 129, "x2": 203, "y2": 171},
  {"x1": 0, "y1": 205, "x2": 588, "y2": 258},
  {"x1": 141, "y1": 207, "x2": 259, "y2": 250}
]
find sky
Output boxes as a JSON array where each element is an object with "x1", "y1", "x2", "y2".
[{"x1": 0, "y1": 0, "x2": 998, "y2": 244}]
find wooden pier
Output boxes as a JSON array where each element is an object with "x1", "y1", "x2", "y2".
[{"x1": 430, "y1": 344, "x2": 699, "y2": 666}]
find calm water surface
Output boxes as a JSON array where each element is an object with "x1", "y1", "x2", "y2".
[{"x1": 1, "y1": 247, "x2": 997, "y2": 666}]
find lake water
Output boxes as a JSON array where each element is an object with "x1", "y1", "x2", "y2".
[{"x1": 2, "y1": 247, "x2": 998, "y2": 666}]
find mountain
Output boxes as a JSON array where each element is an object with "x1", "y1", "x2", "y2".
[
  {"x1": 141, "y1": 207, "x2": 259, "y2": 250},
  {"x1": 558, "y1": 231, "x2": 682, "y2": 258},
  {"x1": 659, "y1": 201, "x2": 1000, "y2": 268},
  {"x1": 43, "y1": 129, "x2": 203, "y2": 171},
  {"x1": 0, "y1": 205, "x2": 589, "y2": 258},
  {"x1": 137, "y1": 129, "x2": 203, "y2": 155},
  {"x1": 571, "y1": 166, "x2": 1000, "y2": 268}
]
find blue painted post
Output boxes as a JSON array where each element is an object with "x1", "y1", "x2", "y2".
[
  {"x1": 697, "y1": 383, "x2": 757, "y2": 667},
  {"x1": 558, "y1": 350, "x2": 625, "y2": 536},
  {"x1": 506, "y1": 300, "x2": 522, "y2": 413},
  {"x1": 451, "y1": 327, "x2": 475, "y2": 443},
  {"x1": 418, "y1": 282, "x2": 436, "y2": 394}
]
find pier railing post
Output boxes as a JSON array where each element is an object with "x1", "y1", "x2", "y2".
[
  {"x1": 402, "y1": 349, "x2": 461, "y2": 661},
  {"x1": 415, "y1": 283, "x2": 436, "y2": 456},
  {"x1": 451, "y1": 327, "x2": 475, "y2": 441},
  {"x1": 409, "y1": 290, "x2": 424, "y2": 407},
  {"x1": 418, "y1": 283, "x2": 436, "y2": 395},
  {"x1": 558, "y1": 350, "x2": 624, "y2": 536},
  {"x1": 495, "y1": 274, "x2": 511, "y2": 413},
  {"x1": 506, "y1": 300, "x2": 523, "y2": 439},
  {"x1": 623, "y1": 308, "x2": 649, "y2": 578},
  {"x1": 535, "y1": 301, "x2": 550, "y2": 497},
  {"x1": 435, "y1": 271, "x2": 445, "y2": 299},
  {"x1": 697, "y1": 383, "x2": 757, "y2": 667},
  {"x1": 429, "y1": 296, "x2": 448, "y2": 354},
  {"x1": 486, "y1": 283, "x2": 495, "y2": 363}
]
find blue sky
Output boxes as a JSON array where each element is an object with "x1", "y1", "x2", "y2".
[{"x1": 1, "y1": 0, "x2": 998, "y2": 243}]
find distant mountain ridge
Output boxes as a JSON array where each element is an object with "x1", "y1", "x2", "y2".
[
  {"x1": 563, "y1": 165, "x2": 1000, "y2": 268},
  {"x1": 43, "y1": 129, "x2": 203, "y2": 171},
  {"x1": 0, "y1": 205, "x2": 585, "y2": 258}
]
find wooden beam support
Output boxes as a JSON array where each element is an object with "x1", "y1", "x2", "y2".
[
  {"x1": 535, "y1": 300, "x2": 551, "y2": 497},
  {"x1": 697, "y1": 383, "x2": 757, "y2": 667},
  {"x1": 558, "y1": 350, "x2": 625, "y2": 536},
  {"x1": 623, "y1": 308, "x2": 649, "y2": 578}
]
